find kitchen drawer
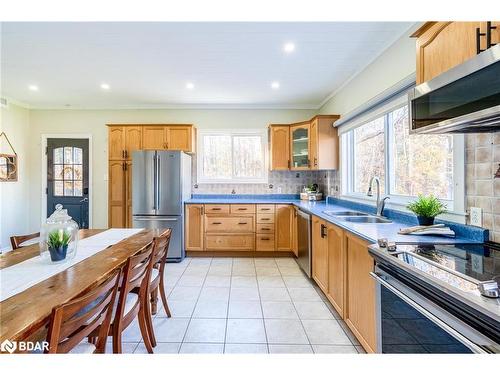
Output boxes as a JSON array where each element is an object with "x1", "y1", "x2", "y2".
[
  {"x1": 257, "y1": 213, "x2": 275, "y2": 224},
  {"x1": 205, "y1": 204, "x2": 230, "y2": 214},
  {"x1": 256, "y1": 234, "x2": 275, "y2": 251},
  {"x1": 205, "y1": 234, "x2": 255, "y2": 251},
  {"x1": 256, "y1": 223, "x2": 275, "y2": 234},
  {"x1": 230, "y1": 204, "x2": 256, "y2": 214},
  {"x1": 256, "y1": 204, "x2": 275, "y2": 213},
  {"x1": 205, "y1": 216, "x2": 254, "y2": 233}
]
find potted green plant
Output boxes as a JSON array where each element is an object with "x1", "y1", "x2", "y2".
[
  {"x1": 407, "y1": 195, "x2": 447, "y2": 226},
  {"x1": 46, "y1": 229, "x2": 71, "y2": 262}
]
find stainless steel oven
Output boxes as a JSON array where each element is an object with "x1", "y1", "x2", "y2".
[{"x1": 371, "y1": 266, "x2": 499, "y2": 353}]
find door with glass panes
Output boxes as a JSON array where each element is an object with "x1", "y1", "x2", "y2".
[{"x1": 47, "y1": 138, "x2": 89, "y2": 228}]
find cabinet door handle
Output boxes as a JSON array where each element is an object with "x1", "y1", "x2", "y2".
[
  {"x1": 320, "y1": 224, "x2": 327, "y2": 238},
  {"x1": 122, "y1": 162, "x2": 125, "y2": 171},
  {"x1": 122, "y1": 150, "x2": 125, "y2": 158},
  {"x1": 125, "y1": 150, "x2": 128, "y2": 159},
  {"x1": 314, "y1": 157, "x2": 317, "y2": 166},
  {"x1": 287, "y1": 160, "x2": 290, "y2": 169},
  {"x1": 201, "y1": 206, "x2": 205, "y2": 215}
]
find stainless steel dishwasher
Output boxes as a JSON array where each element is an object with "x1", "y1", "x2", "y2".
[{"x1": 296, "y1": 209, "x2": 312, "y2": 277}]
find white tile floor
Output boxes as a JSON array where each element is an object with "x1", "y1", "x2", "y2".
[{"x1": 119, "y1": 256, "x2": 365, "y2": 354}]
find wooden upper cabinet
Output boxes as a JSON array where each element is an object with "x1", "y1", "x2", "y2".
[
  {"x1": 309, "y1": 119, "x2": 318, "y2": 170},
  {"x1": 290, "y1": 122, "x2": 310, "y2": 170},
  {"x1": 185, "y1": 204, "x2": 204, "y2": 251},
  {"x1": 312, "y1": 216, "x2": 328, "y2": 292},
  {"x1": 142, "y1": 125, "x2": 195, "y2": 152},
  {"x1": 344, "y1": 233, "x2": 377, "y2": 353},
  {"x1": 269, "y1": 125, "x2": 290, "y2": 170},
  {"x1": 167, "y1": 126, "x2": 194, "y2": 152},
  {"x1": 142, "y1": 126, "x2": 168, "y2": 150},
  {"x1": 275, "y1": 204, "x2": 293, "y2": 251},
  {"x1": 326, "y1": 223, "x2": 345, "y2": 317},
  {"x1": 108, "y1": 126, "x2": 143, "y2": 160},
  {"x1": 124, "y1": 127, "x2": 142, "y2": 159},
  {"x1": 411, "y1": 21, "x2": 500, "y2": 84},
  {"x1": 268, "y1": 115, "x2": 339, "y2": 171}
]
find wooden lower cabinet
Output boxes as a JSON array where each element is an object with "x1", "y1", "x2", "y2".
[
  {"x1": 344, "y1": 232, "x2": 377, "y2": 353},
  {"x1": 275, "y1": 205, "x2": 293, "y2": 251},
  {"x1": 185, "y1": 204, "x2": 204, "y2": 251},
  {"x1": 184, "y1": 203, "x2": 300, "y2": 254},
  {"x1": 310, "y1": 214, "x2": 376, "y2": 353},
  {"x1": 326, "y1": 223, "x2": 345, "y2": 316},
  {"x1": 312, "y1": 216, "x2": 329, "y2": 292},
  {"x1": 205, "y1": 234, "x2": 254, "y2": 251}
]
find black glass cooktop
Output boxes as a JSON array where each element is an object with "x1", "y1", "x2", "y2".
[{"x1": 394, "y1": 242, "x2": 500, "y2": 285}]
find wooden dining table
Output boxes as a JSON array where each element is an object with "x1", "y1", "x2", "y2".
[{"x1": 0, "y1": 228, "x2": 156, "y2": 344}]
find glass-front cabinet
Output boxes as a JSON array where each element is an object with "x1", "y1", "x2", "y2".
[{"x1": 290, "y1": 123, "x2": 310, "y2": 170}]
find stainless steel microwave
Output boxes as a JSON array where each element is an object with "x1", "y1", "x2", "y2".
[{"x1": 409, "y1": 44, "x2": 500, "y2": 134}]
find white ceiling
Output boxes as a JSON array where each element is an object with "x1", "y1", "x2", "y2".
[{"x1": 1, "y1": 22, "x2": 413, "y2": 109}]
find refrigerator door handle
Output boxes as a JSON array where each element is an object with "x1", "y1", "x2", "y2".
[
  {"x1": 133, "y1": 217, "x2": 179, "y2": 221},
  {"x1": 152, "y1": 153, "x2": 157, "y2": 211},
  {"x1": 156, "y1": 154, "x2": 161, "y2": 211}
]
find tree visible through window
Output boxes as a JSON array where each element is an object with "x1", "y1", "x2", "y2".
[
  {"x1": 199, "y1": 132, "x2": 267, "y2": 182},
  {"x1": 344, "y1": 104, "x2": 454, "y2": 203},
  {"x1": 390, "y1": 106, "x2": 453, "y2": 200}
]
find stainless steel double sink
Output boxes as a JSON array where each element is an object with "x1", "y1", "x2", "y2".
[{"x1": 322, "y1": 210, "x2": 392, "y2": 224}]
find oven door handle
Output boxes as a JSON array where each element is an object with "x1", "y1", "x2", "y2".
[{"x1": 370, "y1": 272, "x2": 488, "y2": 354}]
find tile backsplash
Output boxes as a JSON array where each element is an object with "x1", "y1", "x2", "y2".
[
  {"x1": 465, "y1": 133, "x2": 500, "y2": 242},
  {"x1": 191, "y1": 157, "x2": 340, "y2": 195}
]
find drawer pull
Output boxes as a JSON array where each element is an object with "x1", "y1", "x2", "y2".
[
  {"x1": 261, "y1": 238, "x2": 271, "y2": 241},
  {"x1": 212, "y1": 222, "x2": 222, "y2": 225},
  {"x1": 211, "y1": 208, "x2": 222, "y2": 211},
  {"x1": 238, "y1": 222, "x2": 248, "y2": 225},
  {"x1": 261, "y1": 228, "x2": 270, "y2": 230},
  {"x1": 261, "y1": 218, "x2": 270, "y2": 221},
  {"x1": 237, "y1": 208, "x2": 247, "y2": 210},
  {"x1": 261, "y1": 208, "x2": 270, "y2": 211}
]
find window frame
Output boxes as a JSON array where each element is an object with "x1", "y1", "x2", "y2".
[
  {"x1": 341, "y1": 100, "x2": 465, "y2": 220},
  {"x1": 197, "y1": 129, "x2": 268, "y2": 184}
]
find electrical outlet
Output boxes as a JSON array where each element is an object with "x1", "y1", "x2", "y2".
[
  {"x1": 470, "y1": 207, "x2": 482, "y2": 227},
  {"x1": 277, "y1": 186, "x2": 282, "y2": 194}
]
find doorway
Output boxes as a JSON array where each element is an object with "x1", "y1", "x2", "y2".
[{"x1": 46, "y1": 138, "x2": 90, "y2": 228}]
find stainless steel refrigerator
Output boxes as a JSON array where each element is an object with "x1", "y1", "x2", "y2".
[{"x1": 132, "y1": 151, "x2": 191, "y2": 261}]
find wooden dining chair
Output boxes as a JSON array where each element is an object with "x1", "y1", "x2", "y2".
[
  {"x1": 107, "y1": 243, "x2": 156, "y2": 354},
  {"x1": 142, "y1": 229, "x2": 172, "y2": 348},
  {"x1": 45, "y1": 269, "x2": 121, "y2": 354},
  {"x1": 10, "y1": 232, "x2": 40, "y2": 250}
]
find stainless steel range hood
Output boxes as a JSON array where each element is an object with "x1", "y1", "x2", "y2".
[{"x1": 409, "y1": 44, "x2": 500, "y2": 134}]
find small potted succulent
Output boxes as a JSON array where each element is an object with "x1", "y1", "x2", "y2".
[
  {"x1": 46, "y1": 229, "x2": 71, "y2": 262},
  {"x1": 407, "y1": 195, "x2": 447, "y2": 226}
]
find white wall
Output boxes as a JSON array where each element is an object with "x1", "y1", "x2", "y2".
[
  {"x1": 0, "y1": 102, "x2": 31, "y2": 250},
  {"x1": 27, "y1": 108, "x2": 315, "y2": 230},
  {"x1": 318, "y1": 27, "x2": 417, "y2": 116}
]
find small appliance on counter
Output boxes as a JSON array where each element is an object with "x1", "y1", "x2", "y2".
[
  {"x1": 369, "y1": 241, "x2": 500, "y2": 353},
  {"x1": 300, "y1": 184, "x2": 323, "y2": 201}
]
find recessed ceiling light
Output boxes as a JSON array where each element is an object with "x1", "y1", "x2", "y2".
[
  {"x1": 100, "y1": 83, "x2": 110, "y2": 90},
  {"x1": 186, "y1": 82, "x2": 195, "y2": 90},
  {"x1": 271, "y1": 81, "x2": 280, "y2": 89},
  {"x1": 28, "y1": 84, "x2": 39, "y2": 91},
  {"x1": 283, "y1": 42, "x2": 295, "y2": 53}
]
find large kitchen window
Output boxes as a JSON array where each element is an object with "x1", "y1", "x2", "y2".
[
  {"x1": 198, "y1": 130, "x2": 267, "y2": 183},
  {"x1": 342, "y1": 100, "x2": 464, "y2": 213}
]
